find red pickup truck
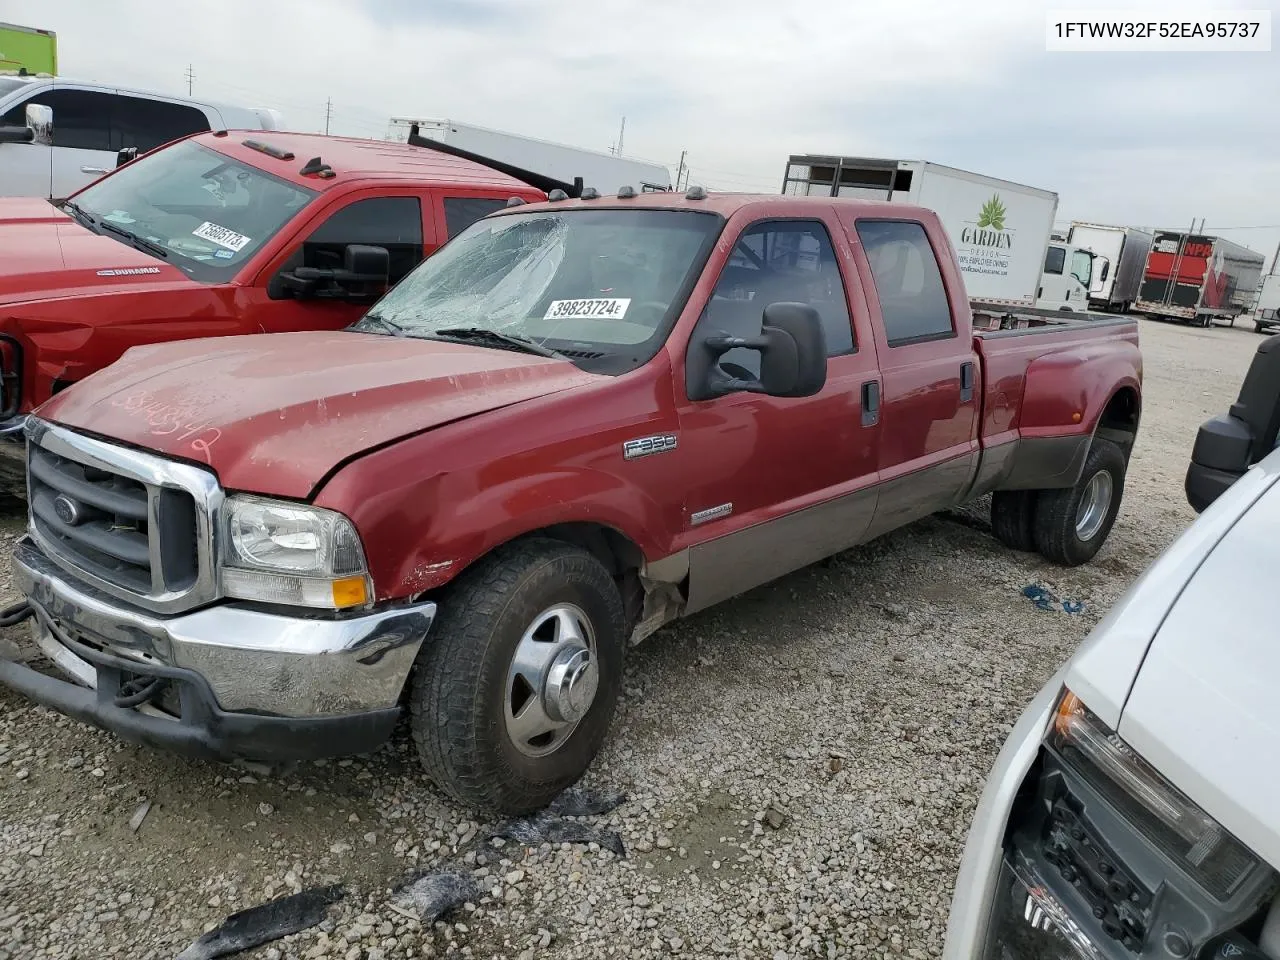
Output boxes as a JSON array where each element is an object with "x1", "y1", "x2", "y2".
[
  {"x1": 0, "y1": 128, "x2": 550, "y2": 487},
  {"x1": 1, "y1": 189, "x2": 1142, "y2": 814}
]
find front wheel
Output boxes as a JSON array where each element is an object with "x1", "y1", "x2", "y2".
[
  {"x1": 409, "y1": 539, "x2": 626, "y2": 814},
  {"x1": 1032, "y1": 439, "x2": 1127, "y2": 566}
]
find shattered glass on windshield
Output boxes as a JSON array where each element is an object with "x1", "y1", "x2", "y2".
[{"x1": 352, "y1": 207, "x2": 721, "y2": 368}]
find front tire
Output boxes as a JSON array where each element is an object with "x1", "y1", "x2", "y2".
[
  {"x1": 409, "y1": 538, "x2": 626, "y2": 815},
  {"x1": 1032, "y1": 439, "x2": 1126, "y2": 566}
]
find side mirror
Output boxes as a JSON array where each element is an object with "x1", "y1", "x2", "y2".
[
  {"x1": 688, "y1": 302, "x2": 827, "y2": 402},
  {"x1": 26, "y1": 103, "x2": 52, "y2": 146},
  {"x1": 1186, "y1": 333, "x2": 1280, "y2": 511},
  {"x1": 0, "y1": 102, "x2": 53, "y2": 145},
  {"x1": 280, "y1": 244, "x2": 391, "y2": 301},
  {"x1": 116, "y1": 146, "x2": 139, "y2": 168}
]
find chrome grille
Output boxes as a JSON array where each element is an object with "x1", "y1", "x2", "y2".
[{"x1": 25, "y1": 420, "x2": 222, "y2": 614}]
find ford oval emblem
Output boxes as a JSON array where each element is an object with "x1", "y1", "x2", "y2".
[{"x1": 53, "y1": 494, "x2": 83, "y2": 526}]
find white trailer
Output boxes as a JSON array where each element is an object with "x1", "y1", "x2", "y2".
[
  {"x1": 782, "y1": 155, "x2": 1073, "y2": 310},
  {"x1": 387, "y1": 118, "x2": 672, "y2": 196},
  {"x1": 1067, "y1": 222, "x2": 1153, "y2": 312}
]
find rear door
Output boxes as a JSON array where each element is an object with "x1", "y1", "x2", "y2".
[
  {"x1": 431, "y1": 193, "x2": 516, "y2": 249},
  {"x1": 845, "y1": 215, "x2": 979, "y2": 540},
  {"x1": 677, "y1": 209, "x2": 883, "y2": 612},
  {"x1": 110, "y1": 94, "x2": 212, "y2": 158}
]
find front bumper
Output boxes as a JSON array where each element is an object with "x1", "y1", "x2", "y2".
[{"x1": 3, "y1": 536, "x2": 436, "y2": 764}]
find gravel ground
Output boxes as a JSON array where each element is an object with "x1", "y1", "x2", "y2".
[{"x1": 0, "y1": 317, "x2": 1264, "y2": 960}]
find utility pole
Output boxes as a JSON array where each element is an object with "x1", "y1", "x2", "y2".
[
  {"x1": 185, "y1": 64, "x2": 195, "y2": 96},
  {"x1": 324, "y1": 98, "x2": 333, "y2": 136},
  {"x1": 675, "y1": 150, "x2": 686, "y2": 192},
  {"x1": 611, "y1": 116, "x2": 625, "y2": 157}
]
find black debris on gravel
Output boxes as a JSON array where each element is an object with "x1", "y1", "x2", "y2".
[
  {"x1": 391, "y1": 870, "x2": 480, "y2": 924},
  {"x1": 547, "y1": 786, "x2": 628, "y2": 818},
  {"x1": 489, "y1": 810, "x2": 627, "y2": 858},
  {"x1": 173, "y1": 883, "x2": 345, "y2": 960}
]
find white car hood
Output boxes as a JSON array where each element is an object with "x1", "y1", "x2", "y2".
[{"x1": 1117, "y1": 461, "x2": 1280, "y2": 872}]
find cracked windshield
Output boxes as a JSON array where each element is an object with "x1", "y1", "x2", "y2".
[{"x1": 352, "y1": 208, "x2": 719, "y2": 355}]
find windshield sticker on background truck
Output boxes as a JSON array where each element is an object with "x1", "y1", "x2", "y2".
[
  {"x1": 543, "y1": 298, "x2": 631, "y2": 320},
  {"x1": 192, "y1": 221, "x2": 252, "y2": 252}
]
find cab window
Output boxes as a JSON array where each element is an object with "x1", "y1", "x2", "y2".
[{"x1": 695, "y1": 219, "x2": 854, "y2": 377}]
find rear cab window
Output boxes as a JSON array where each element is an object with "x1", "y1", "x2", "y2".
[{"x1": 855, "y1": 219, "x2": 954, "y2": 346}]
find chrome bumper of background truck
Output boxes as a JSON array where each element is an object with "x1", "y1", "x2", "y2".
[{"x1": 2, "y1": 536, "x2": 436, "y2": 763}]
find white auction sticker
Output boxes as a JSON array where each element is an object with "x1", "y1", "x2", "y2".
[
  {"x1": 192, "y1": 221, "x2": 252, "y2": 252},
  {"x1": 543, "y1": 298, "x2": 631, "y2": 320}
]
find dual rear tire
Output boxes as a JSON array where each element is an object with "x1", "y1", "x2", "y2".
[{"x1": 991, "y1": 438, "x2": 1126, "y2": 566}]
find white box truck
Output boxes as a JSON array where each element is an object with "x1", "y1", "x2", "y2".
[
  {"x1": 1067, "y1": 222, "x2": 1154, "y2": 313},
  {"x1": 1255, "y1": 273, "x2": 1280, "y2": 333},
  {"x1": 386, "y1": 117, "x2": 672, "y2": 196},
  {"x1": 782, "y1": 155, "x2": 1095, "y2": 312}
]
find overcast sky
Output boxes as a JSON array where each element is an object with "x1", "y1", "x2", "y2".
[{"x1": 11, "y1": 0, "x2": 1280, "y2": 264}]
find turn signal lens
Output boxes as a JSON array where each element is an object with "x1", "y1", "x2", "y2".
[{"x1": 331, "y1": 575, "x2": 369, "y2": 609}]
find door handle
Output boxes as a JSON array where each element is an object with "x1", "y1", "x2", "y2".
[
  {"x1": 80, "y1": 166, "x2": 109, "y2": 175},
  {"x1": 960, "y1": 362, "x2": 975, "y2": 403},
  {"x1": 861, "y1": 380, "x2": 880, "y2": 427}
]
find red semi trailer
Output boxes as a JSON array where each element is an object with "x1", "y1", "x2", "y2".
[{"x1": 1135, "y1": 230, "x2": 1264, "y2": 328}]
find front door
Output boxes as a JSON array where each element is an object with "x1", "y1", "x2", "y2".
[
  {"x1": 676, "y1": 212, "x2": 882, "y2": 613},
  {"x1": 0, "y1": 86, "x2": 117, "y2": 199},
  {"x1": 245, "y1": 191, "x2": 432, "y2": 335}
]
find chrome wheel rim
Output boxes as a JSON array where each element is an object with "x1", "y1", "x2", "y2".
[
  {"x1": 1075, "y1": 470, "x2": 1114, "y2": 541},
  {"x1": 504, "y1": 603, "x2": 598, "y2": 758}
]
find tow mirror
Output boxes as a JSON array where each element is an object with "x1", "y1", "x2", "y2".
[
  {"x1": 1186, "y1": 333, "x2": 1280, "y2": 512},
  {"x1": 0, "y1": 101, "x2": 50, "y2": 144},
  {"x1": 280, "y1": 244, "x2": 391, "y2": 301},
  {"x1": 688, "y1": 302, "x2": 828, "y2": 402},
  {"x1": 26, "y1": 103, "x2": 52, "y2": 146}
]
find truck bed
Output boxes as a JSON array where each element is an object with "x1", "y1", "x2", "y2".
[{"x1": 970, "y1": 302, "x2": 1136, "y2": 335}]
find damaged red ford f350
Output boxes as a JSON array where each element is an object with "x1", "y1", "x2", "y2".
[{"x1": 0, "y1": 187, "x2": 1142, "y2": 813}]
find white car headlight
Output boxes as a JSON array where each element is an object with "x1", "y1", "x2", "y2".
[
  {"x1": 220, "y1": 495, "x2": 371, "y2": 610},
  {"x1": 1050, "y1": 691, "x2": 1259, "y2": 900}
]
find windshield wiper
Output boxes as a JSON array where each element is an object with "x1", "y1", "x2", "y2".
[
  {"x1": 430, "y1": 327, "x2": 566, "y2": 360},
  {"x1": 98, "y1": 220, "x2": 169, "y2": 259},
  {"x1": 61, "y1": 200, "x2": 96, "y2": 230},
  {"x1": 357, "y1": 313, "x2": 406, "y2": 337}
]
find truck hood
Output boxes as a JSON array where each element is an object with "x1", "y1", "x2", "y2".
[
  {"x1": 0, "y1": 199, "x2": 190, "y2": 305},
  {"x1": 37, "y1": 330, "x2": 603, "y2": 498},
  {"x1": 1116, "y1": 465, "x2": 1280, "y2": 873}
]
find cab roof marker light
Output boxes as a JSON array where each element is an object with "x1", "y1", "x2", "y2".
[
  {"x1": 617, "y1": 185, "x2": 636, "y2": 199},
  {"x1": 546, "y1": 188, "x2": 568, "y2": 202},
  {"x1": 506, "y1": 196, "x2": 526, "y2": 207},
  {"x1": 580, "y1": 187, "x2": 600, "y2": 200},
  {"x1": 685, "y1": 185, "x2": 708, "y2": 200}
]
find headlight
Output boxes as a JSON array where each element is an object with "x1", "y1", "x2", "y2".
[
  {"x1": 220, "y1": 495, "x2": 371, "y2": 610},
  {"x1": 1049, "y1": 691, "x2": 1258, "y2": 899}
]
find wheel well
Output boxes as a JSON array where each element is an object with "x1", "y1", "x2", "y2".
[
  {"x1": 523, "y1": 522, "x2": 647, "y2": 627},
  {"x1": 1095, "y1": 387, "x2": 1140, "y2": 458}
]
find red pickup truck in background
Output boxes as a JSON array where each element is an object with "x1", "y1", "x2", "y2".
[
  {"x1": 1, "y1": 189, "x2": 1142, "y2": 814},
  {"x1": 0, "y1": 127, "x2": 551, "y2": 486}
]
